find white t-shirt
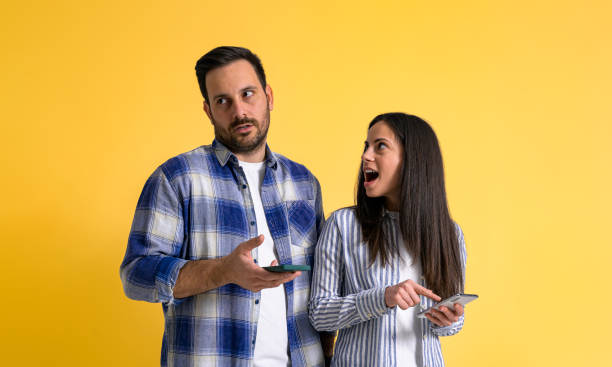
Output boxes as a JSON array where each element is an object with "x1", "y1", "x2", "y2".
[
  {"x1": 239, "y1": 160, "x2": 290, "y2": 367},
  {"x1": 390, "y1": 212, "x2": 422, "y2": 367}
]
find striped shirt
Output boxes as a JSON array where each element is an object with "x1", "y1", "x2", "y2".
[
  {"x1": 120, "y1": 140, "x2": 325, "y2": 367},
  {"x1": 309, "y1": 208, "x2": 467, "y2": 367}
]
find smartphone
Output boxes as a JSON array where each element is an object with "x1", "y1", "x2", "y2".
[
  {"x1": 263, "y1": 264, "x2": 311, "y2": 272},
  {"x1": 417, "y1": 293, "x2": 478, "y2": 318}
]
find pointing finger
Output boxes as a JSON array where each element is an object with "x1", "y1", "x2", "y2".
[{"x1": 414, "y1": 284, "x2": 441, "y2": 302}]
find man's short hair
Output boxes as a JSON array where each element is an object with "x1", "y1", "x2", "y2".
[{"x1": 195, "y1": 46, "x2": 267, "y2": 103}]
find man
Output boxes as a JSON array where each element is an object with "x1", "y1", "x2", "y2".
[{"x1": 120, "y1": 46, "x2": 333, "y2": 366}]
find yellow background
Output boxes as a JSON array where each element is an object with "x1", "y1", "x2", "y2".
[{"x1": 2, "y1": 1, "x2": 611, "y2": 365}]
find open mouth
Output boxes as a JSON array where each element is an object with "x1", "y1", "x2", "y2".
[{"x1": 364, "y1": 169, "x2": 379, "y2": 182}]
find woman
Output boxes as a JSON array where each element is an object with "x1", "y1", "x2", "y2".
[{"x1": 309, "y1": 113, "x2": 467, "y2": 367}]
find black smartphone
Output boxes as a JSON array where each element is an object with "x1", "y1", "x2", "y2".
[{"x1": 263, "y1": 264, "x2": 311, "y2": 272}]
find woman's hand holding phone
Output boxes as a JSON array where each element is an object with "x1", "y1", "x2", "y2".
[
  {"x1": 384, "y1": 279, "x2": 468, "y2": 326},
  {"x1": 424, "y1": 303, "x2": 464, "y2": 327},
  {"x1": 384, "y1": 279, "x2": 441, "y2": 309}
]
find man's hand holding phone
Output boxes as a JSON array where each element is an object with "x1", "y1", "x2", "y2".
[{"x1": 220, "y1": 235, "x2": 301, "y2": 292}]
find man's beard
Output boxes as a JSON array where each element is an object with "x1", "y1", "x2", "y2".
[{"x1": 213, "y1": 108, "x2": 270, "y2": 154}]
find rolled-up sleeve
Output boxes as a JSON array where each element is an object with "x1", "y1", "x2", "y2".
[{"x1": 120, "y1": 167, "x2": 188, "y2": 305}]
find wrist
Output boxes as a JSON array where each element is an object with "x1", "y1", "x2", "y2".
[
  {"x1": 212, "y1": 257, "x2": 230, "y2": 287},
  {"x1": 383, "y1": 286, "x2": 392, "y2": 308}
]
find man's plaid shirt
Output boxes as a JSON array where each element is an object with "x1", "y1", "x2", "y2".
[{"x1": 120, "y1": 140, "x2": 325, "y2": 366}]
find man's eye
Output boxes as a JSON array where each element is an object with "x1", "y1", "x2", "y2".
[
  {"x1": 244, "y1": 90, "x2": 254, "y2": 97},
  {"x1": 216, "y1": 98, "x2": 227, "y2": 105}
]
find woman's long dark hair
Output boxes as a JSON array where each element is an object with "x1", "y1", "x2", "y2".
[{"x1": 355, "y1": 113, "x2": 463, "y2": 298}]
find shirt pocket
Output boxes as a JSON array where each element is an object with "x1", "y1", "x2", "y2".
[{"x1": 285, "y1": 199, "x2": 317, "y2": 252}]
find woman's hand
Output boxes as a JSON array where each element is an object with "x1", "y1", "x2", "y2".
[
  {"x1": 425, "y1": 303, "x2": 464, "y2": 327},
  {"x1": 384, "y1": 279, "x2": 441, "y2": 309}
]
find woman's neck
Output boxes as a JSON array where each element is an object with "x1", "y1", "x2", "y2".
[{"x1": 384, "y1": 196, "x2": 400, "y2": 212}]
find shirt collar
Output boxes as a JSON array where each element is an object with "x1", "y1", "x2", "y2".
[
  {"x1": 212, "y1": 139, "x2": 278, "y2": 169},
  {"x1": 383, "y1": 207, "x2": 399, "y2": 220}
]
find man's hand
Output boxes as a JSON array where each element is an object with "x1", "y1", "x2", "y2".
[
  {"x1": 384, "y1": 279, "x2": 441, "y2": 309},
  {"x1": 219, "y1": 235, "x2": 301, "y2": 292},
  {"x1": 425, "y1": 303, "x2": 464, "y2": 327},
  {"x1": 173, "y1": 235, "x2": 300, "y2": 298}
]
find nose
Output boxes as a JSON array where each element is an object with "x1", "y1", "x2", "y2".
[
  {"x1": 362, "y1": 146, "x2": 374, "y2": 162},
  {"x1": 231, "y1": 100, "x2": 248, "y2": 120}
]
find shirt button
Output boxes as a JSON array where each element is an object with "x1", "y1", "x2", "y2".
[
  {"x1": 242, "y1": 184, "x2": 247, "y2": 189},
  {"x1": 254, "y1": 259, "x2": 258, "y2": 264},
  {"x1": 250, "y1": 221, "x2": 255, "y2": 226},
  {"x1": 255, "y1": 299, "x2": 259, "y2": 304}
]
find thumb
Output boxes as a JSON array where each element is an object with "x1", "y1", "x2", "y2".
[
  {"x1": 270, "y1": 259, "x2": 278, "y2": 266},
  {"x1": 239, "y1": 235, "x2": 264, "y2": 252}
]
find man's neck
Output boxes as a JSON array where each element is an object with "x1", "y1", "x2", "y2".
[{"x1": 234, "y1": 143, "x2": 266, "y2": 163}]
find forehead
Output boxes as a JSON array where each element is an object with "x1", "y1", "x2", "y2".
[
  {"x1": 367, "y1": 121, "x2": 397, "y2": 142},
  {"x1": 205, "y1": 59, "x2": 261, "y2": 94}
]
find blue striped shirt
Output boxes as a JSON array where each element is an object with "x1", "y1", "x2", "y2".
[
  {"x1": 120, "y1": 140, "x2": 325, "y2": 367},
  {"x1": 309, "y1": 208, "x2": 467, "y2": 367}
]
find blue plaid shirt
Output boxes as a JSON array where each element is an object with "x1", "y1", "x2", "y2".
[{"x1": 120, "y1": 140, "x2": 325, "y2": 367}]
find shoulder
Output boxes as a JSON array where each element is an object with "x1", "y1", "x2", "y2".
[
  {"x1": 158, "y1": 145, "x2": 213, "y2": 181},
  {"x1": 327, "y1": 207, "x2": 359, "y2": 228},
  {"x1": 137, "y1": 146, "x2": 211, "y2": 206},
  {"x1": 318, "y1": 207, "x2": 362, "y2": 247},
  {"x1": 271, "y1": 151, "x2": 321, "y2": 201},
  {"x1": 273, "y1": 152, "x2": 317, "y2": 182}
]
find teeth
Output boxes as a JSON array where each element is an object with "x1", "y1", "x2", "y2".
[{"x1": 364, "y1": 169, "x2": 379, "y2": 182}]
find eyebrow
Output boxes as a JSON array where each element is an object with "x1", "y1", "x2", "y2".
[
  {"x1": 364, "y1": 137, "x2": 392, "y2": 145},
  {"x1": 212, "y1": 85, "x2": 258, "y2": 100}
]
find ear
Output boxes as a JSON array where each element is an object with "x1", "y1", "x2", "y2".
[
  {"x1": 265, "y1": 85, "x2": 274, "y2": 111},
  {"x1": 203, "y1": 100, "x2": 213, "y2": 124}
]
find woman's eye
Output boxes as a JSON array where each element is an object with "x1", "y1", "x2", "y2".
[{"x1": 377, "y1": 142, "x2": 387, "y2": 150}]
